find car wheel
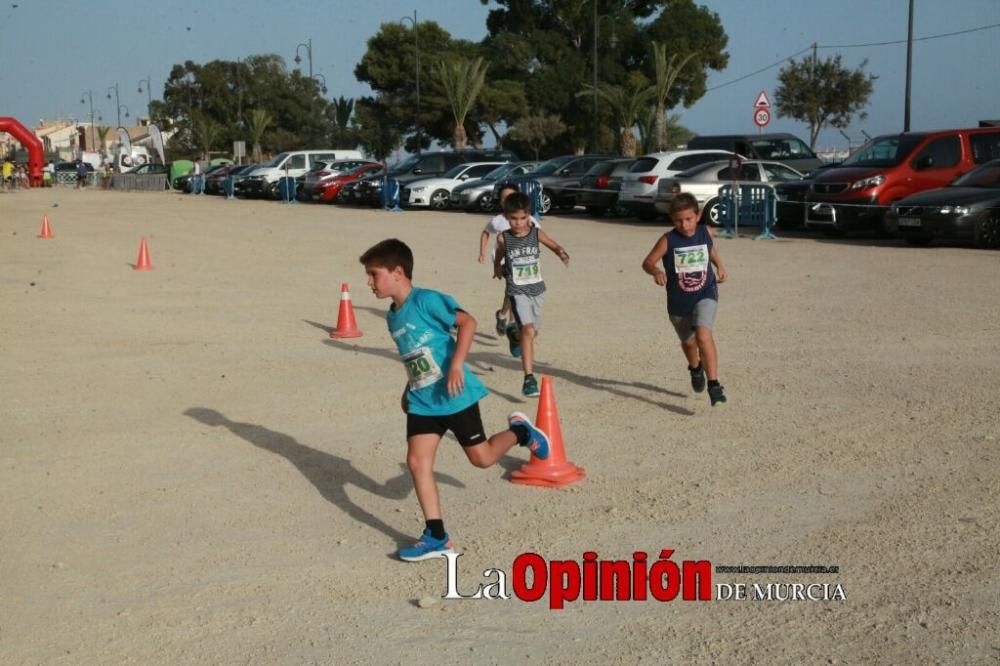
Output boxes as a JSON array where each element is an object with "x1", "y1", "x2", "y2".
[
  {"x1": 974, "y1": 211, "x2": 1000, "y2": 249},
  {"x1": 611, "y1": 198, "x2": 630, "y2": 217},
  {"x1": 475, "y1": 193, "x2": 494, "y2": 212},
  {"x1": 703, "y1": 198, "x2": 722, "y2": 226},
  {"x1": 539, "y1": 192, "x2": 553, "y2": 215},
  {"x1": 585, "y1": 206, "x2": 607, "y2": 217},
  {"x1": 430, "y1": 189, "x2": 450, "y2": 210}
]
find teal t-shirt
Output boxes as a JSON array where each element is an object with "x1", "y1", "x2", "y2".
[{"x1": 386, "y1": 287, "x2": 488, "y2": 416}]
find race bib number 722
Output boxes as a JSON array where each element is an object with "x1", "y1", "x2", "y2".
[{"x1": 673, "y1": 244, "x2": 709, "y2": 274}]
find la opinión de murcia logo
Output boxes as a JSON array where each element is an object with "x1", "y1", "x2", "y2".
[{"x1": 442, "y1": 550, "x2": 846, "y2": 609}]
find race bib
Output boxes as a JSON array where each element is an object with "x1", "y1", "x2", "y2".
[
  {"x1": 673, "y1": 244, "x2": 709, "y2": 274},
  {"x1": 510, "y1": 255, "x2": 542, "y2": 286},
  {"x1": 402, "y1": 346, "x2": 444, "y2": 390}
]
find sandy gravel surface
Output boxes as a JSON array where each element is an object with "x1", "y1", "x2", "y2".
[{"x1": 2, "y1": 188, "x2": 998, "y2": 664}]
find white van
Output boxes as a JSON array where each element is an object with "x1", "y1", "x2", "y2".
[{"x1": 240, "y1": 149, "x2": 364, "y2": 197}]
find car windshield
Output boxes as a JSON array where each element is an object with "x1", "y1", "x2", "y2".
[
  {"x1": 677, "y1": 162, "x2": 728, "y2": 179},
  {"x1": 442, "y1": 164, "x2": 468, "y2": 179},
  {"x1": 749, "y1": 137, "x2": 817, "y2": 160},
  {"x1": 529, "y1": 156, "x2": 574, "y2": 176},
  {"x1": 952, "y1": 162, "x2": 1000, "y2": 188},
  {"x1": 389, "y1": 154, "x2": 421, "y2": 175},
  {"x1": 842, "y1": 135, "x2": 925, "y2": 168},
  {"x1": 263, "y1": 152, "x2": 290, "y2": 167},
  {"x1": 483, "y1": 163, "x2": 516, "y2": 180}
]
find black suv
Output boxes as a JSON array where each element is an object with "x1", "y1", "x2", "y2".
[{"x1": 502, "y1": 154, "x2": 619, "y2": 214}]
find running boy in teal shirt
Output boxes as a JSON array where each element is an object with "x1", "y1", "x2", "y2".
[{"x1": 360, "y1": 238, "x2": 551, "y2": 562}]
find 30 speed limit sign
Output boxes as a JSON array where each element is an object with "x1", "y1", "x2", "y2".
[{"x1": 754, "y1": 108, "x2": 771, "y2": 128}]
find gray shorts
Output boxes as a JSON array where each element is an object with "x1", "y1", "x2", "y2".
[
  {"x1": 511, "y1": 293, "x2": 545, "y2": 331},
  {"x1": 668, "y1": 298, "x2": 718, "y2": 341}
]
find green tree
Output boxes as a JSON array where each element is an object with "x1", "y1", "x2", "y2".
[
  {"x1": 775, "y1": 53, "x2": 876, "y2": 148},
  {"x1": 651, "y1": 43, "x2": 695, "y2": 151},
  {"x1": 352, "y1": 97, "x2": 401, "y2": 162},
  {"x1": 192, "y1": 114, "x2": 222, "y2": 161},
  {"x1": 245, "y1": 109, "x2": 272, "y2": 163},
  {"x1": 509, "y1": 113, "x2": 567, "y2": 159},
  {"x1": 579, "y1": 73, "x2": 655, "y2": 156},
  {"x1": 435, "y1": 56, "x2": 489, "y2": 149}
]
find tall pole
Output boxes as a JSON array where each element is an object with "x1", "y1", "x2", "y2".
[
  {"x1": 137, "y1": 77, "x2": 152, "y2": 119},
  {"x1": 904, "y1": 0, "x2": 914, "y2": 132},
  {"x1": 592, "y1": 0, "x2": 599, "y2": 152},
  {"x1": 400, "y1": 11, "x2": 421, "y2": 153},
  {"x1": 80, "y1": 90, "x2": 96, "y2": 153}
]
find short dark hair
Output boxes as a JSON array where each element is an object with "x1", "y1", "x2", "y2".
[
  {"x1": 359, "y1": 238, "x2": 414, "y2": 279},
  {"x1": 669, "y1": 192, "x2": 700, "y2": 216},
  {"x1": 502, "y1": 191, "x2": 531, "y2": 215},
  {"x1": 497, "y1": 181, "x2": 519, "y2": 196}
]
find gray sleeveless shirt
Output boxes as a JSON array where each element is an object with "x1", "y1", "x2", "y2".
[{"x1": 502, "y1": 225, "x2": 546, "y2": 297}]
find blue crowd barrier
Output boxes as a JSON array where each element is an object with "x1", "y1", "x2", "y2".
[{"x1": 717, "y1": 184, "x2": 779, "y2": 239}]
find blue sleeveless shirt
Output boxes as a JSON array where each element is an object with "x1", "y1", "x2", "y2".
[{"x1": 662, "y1": 225, "x2": 718, "y2": 316}]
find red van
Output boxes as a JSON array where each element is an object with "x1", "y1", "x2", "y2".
[{"x1": 805, "y1": 127, "x2": 1000, "y2": 233}]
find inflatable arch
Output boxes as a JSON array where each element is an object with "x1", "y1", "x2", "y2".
[{"x1": 0, "y1": 117, "x2": 45, "y2": 186}]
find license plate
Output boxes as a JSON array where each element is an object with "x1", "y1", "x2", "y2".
[{"x1": 897, "y1": 217, "x2": 922, "y2": 228}]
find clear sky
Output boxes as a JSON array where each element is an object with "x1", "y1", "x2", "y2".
[{"x1": 1, "y1": 0, "x2": 997, "y2": 152}]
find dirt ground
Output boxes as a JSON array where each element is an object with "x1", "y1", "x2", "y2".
[{"x1": 2, "y1": 187, "x2": 998, "y2": 665}]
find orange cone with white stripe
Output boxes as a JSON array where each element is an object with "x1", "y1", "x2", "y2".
[
  {"x1": 331, "y1": 283, "x2": 363, "y2": 338},
  {"x1": 511, "y1": 376, "x2": 585, "y2": 488}
]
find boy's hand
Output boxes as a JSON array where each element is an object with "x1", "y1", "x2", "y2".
[
  {"x1": 446, "y1": 365, "x2": 465, "y2": 397},
  {"x1": 653, "y1": 269, "x2": 667, "y2": 286},
  {"x1": 717, "y1": 266, "x2": 728, "y2": 283},
  {"x1": 478, "y1": 252, "x2": 486, "y2": 264},
  {"x1": 558, "y1": 249, "x2": 570, "y2": 266}
]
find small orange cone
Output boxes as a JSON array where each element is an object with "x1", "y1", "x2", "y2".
[
  {"x1": 330, "y1": 283, "x2": 363, "y2": 338},
  {"x1": 511, "y1": 376, "x2": 585, "y2": 488},
  {"x1": 38, "y1": 215, "x2": 54, "y2": 239},
  {"x1": 134, "y1": 237, "x2": 153, "y2": 271}
]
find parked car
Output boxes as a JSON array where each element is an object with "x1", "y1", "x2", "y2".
[
  {"x1": 449, "y1": 161, "x2": 541, "y2": 212},
  {"x1": 386, "y1": 149, "x2": 518, "y2": 186},
  {"x1": 772, "y1": 162, "x2": 840, "y2": 228},
  {"x1": 175, "y1": 164, "x2": 228, "y2": 193},
  {"x1": 805, "y1": 127, "x2": 1000, "y2": 234},
  {"x1": 54, "y1": 160, "x2": 94, "y2": 172},
  {"x1": 504, "y1": 154, "x2": 618, "y2": 214},
  {"x1": 572, "y1": 158, "x2": 636, "y2": 217},
  {"x1": 883, "y1": 158, "x2": 1000, "y2": 248},
  {"x1": 124, "y1": 163, "x2": 169, "y2": 175},
  {"x1": 402, "y1": 162, "x2": 506, "y2": 209},
  {"x1": 347, "y1": 173, "x2": 387, "y2": 207},
  {"x1": 237, "y1": 150, "x2": 363, "y2": 198},
  {"x1": 205, "y1": 164, "x2": 254, "y2": 195},
  {"x1": 619, "y1": 150, "x2": 739, "y2": 219},
  {"x1": 320, "y1": 163, "x2": 384, "y2": 203},
  {"x1": 653, "y1": 160, "x2": 804, "y2": 225},
  {"x1": 686, "y1": 133, "x2": 823, "y2": 173},
  {"x1": 299, "y1": 159, "x2": 379, "y2": 201}
]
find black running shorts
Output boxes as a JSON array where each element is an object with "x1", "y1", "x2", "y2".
[{"x1": 406, "y1": 402, "x2": 488, "y2": 447}]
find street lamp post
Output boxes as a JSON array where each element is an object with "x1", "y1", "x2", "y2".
[
  {"x1": 400, "y1": 10, "x2": 421, "y2": 154},
  {"x1": 107, "y1": 83, "x2": 123, "y2": 128},
  {"x1": 137, "y1": 76, "x2": 152, "y2": 119},
  {"x1": 295, "y1": 38, "x2": 314, "y2": 81},
  {"x1": 592, "y1": 4, "x2": 618, "y2": 152},
  {"x1": 313, "y1": 73, "x2": 328, "y2": 95},
  {"x1": 80, "y1": 90, "x2": 96, "y2": 153}
]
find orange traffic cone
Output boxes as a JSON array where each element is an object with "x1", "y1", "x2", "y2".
[
  {"x1": 134, "y1": 237, "x2": 153, "y2": 271},
  {"x1": 511, "y1": 376, "x2": 585, "y2": 488},
  {"x1": 38, "y1": 215, "x2": 54, "y2": 239},
  {"x1": 330, "y1": 283, "x2": 363, "y2": 338}
]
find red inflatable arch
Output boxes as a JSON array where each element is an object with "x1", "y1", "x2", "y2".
[{"x1": 0, "y1": 116, "x2": 45, "y2": 186}]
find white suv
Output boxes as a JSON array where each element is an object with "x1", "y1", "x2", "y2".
[{"x1": 619, "y1": 150, "x2": 737, "y2": 218}]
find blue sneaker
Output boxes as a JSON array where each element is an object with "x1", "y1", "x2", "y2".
[
  {"x1": 508, "y1": 411, "x2": 550, "y2": 460},
  {"x1": 506, "y1": 324, "x2": 522, "y2": 358},
  {"x1": 398, "y1": 529, "x2": 454, "y2": 562}
]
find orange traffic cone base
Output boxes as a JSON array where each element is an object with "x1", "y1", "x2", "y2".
[
  {"x1": 331, "y1": 283, "x2": 363, "y2": 338},
  {"x1": 511, "y1": 463, "x2": 586, "y2": 488},
  {"x1": 510, "y1": 376, "x2": 585, "y2": 488}
]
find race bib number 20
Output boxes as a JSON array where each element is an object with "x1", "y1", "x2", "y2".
[{"x1": 402, "y1": 346, "x2": 444, "y2": 390}]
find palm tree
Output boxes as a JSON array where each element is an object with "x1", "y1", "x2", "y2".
[
  {"x1": 435, "y1": 56, "x2": 489, "y2": 150},
  {"x1": 651, "y1": 43, "x2": 696, "y2": 152},
  {"x1": 578, "y1": 81, "x2": 655, "y2": 157},
  {"x1": 245, "y1": 109, "x2": 272, "y2": 163},
  {"x1": 193, "y1": 115, "x2": 221, "y2": 162},
  {"x1": 331, "y1": 97, "x2": 354, "y2": 147},
  {"x1": 96, "y1": 126, "x2": 112, "y2": 158}
]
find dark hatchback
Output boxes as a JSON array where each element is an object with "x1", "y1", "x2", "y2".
[
  {"x1": 503, "y1": 154, "x2": 619, "y2": 214},
  {"x1": 884, "y1": 158, "x2": 1000, "y2": 248},
  {"x1": 573, "y1": 158, "x2": 636, "y2": 217}
]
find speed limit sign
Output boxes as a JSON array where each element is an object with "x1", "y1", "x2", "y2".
[{"x1": 754, "y1": 108, "x2": 771, "y2": 128}]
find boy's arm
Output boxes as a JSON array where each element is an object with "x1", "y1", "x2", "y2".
[
  {"x1": 710, "y1": 245, "x2": 728, "y2": 283},
  {"x1": 447, "y1": 310, "x2": 477, "y2": 397},
  {"x1": 641, "y1": 236, "x2": 670, "y2": 287},
  {"x1": 537, "y1": 229, "x2": 569, "y2": 266},
  {"x1": 478, "y1": 230, "x2": 491, "y2": 263},
  {"x1": 493, "y1": 234, "x2": 506, "y2": 279}
]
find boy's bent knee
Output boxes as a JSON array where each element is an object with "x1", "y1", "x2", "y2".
[{"x1": 694, "y1": 326, "x2": 714, "y2": 342}]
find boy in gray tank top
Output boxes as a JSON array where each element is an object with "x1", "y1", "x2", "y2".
[{"x1": 493, "y1": 192, "x2": 570, "y2": 397}]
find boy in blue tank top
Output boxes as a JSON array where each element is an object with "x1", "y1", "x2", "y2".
[
  {"x1": 359, "y1": 239, "x2": 551, "y2": 562},
  {"x1": 641, "y1": 193, "x2": 729, "y2": 405}
]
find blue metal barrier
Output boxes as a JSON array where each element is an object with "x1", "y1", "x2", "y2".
[
  {"x1": 381, "y1": 177, "x2": 402, "y2": 211},
  {"x1": 278, "y1": 176, "x2": 297, "y2": 203},
  {"x1": 518, "y1": 180, "x2": 543, "y2": 219},
  {"x1": 717, "y1": 184, "x2": 779, "y2": 239}
]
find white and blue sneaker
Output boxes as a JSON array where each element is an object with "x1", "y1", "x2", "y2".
[
  {"x1": 508, "y1": 412, "x2": 550, "y2": 460},
  {"x1": 398, "y1": 529, "x2": 454, "y2": 562}
]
